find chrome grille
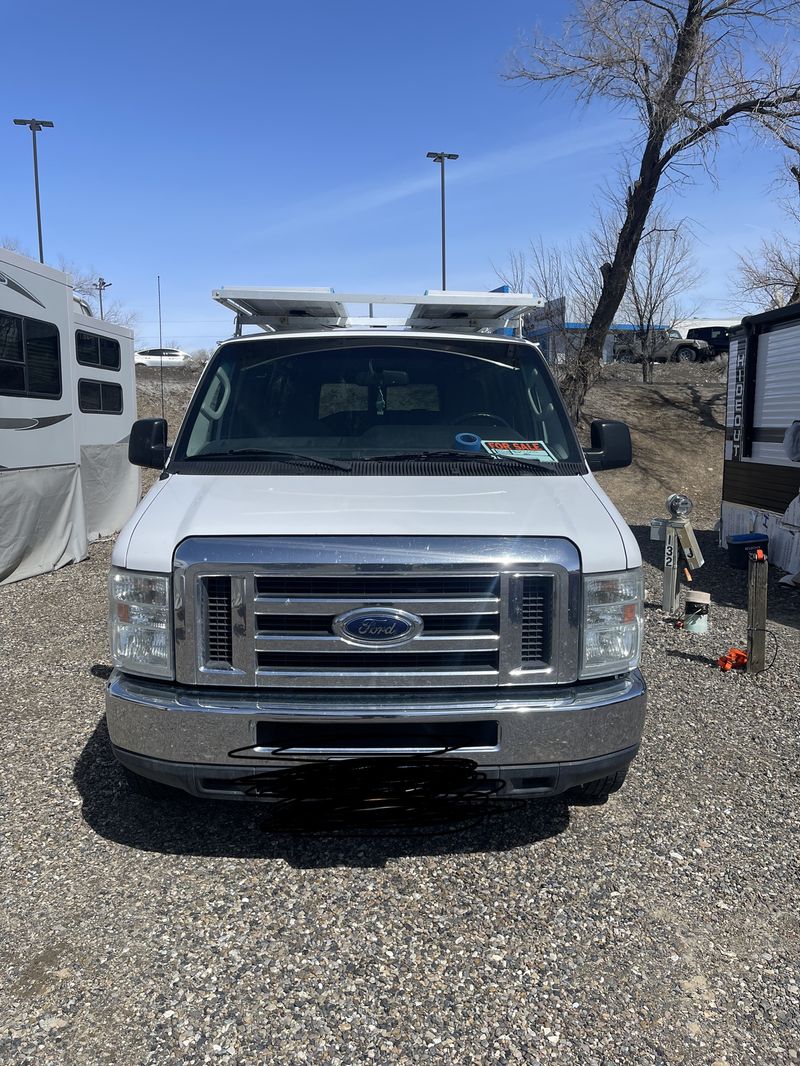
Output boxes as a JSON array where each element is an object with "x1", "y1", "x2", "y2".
[
  {"x1": 174, "y1": 536, "x2": 580, "y2": 689},
  {"x1": 253, "y1": 572, "x2": 502, "y2": 686}
]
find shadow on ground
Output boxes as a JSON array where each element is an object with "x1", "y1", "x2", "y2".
[
  {"x1": 74, "y1": 719, "x2": 571, "y2": 868},
  {"x1": 630, "y1": 525, "x2": 799, "y2": 629}
]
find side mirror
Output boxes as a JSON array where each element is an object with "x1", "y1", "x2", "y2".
[
  {"x1": 129, "y1": 417, "x2": 169, "y2": 469},
  {"x1": 584, "y1": 419, "x2": 632, "y2": 472}
]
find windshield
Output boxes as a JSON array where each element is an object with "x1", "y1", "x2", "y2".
[{"x1": 171, "y1": 336, "x2": 583, "y2": 470}]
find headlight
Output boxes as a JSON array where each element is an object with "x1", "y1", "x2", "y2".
[
  {"x1": 109, "y1": 567, "x2": 174, "y2": 679},
  {"x1": 580, "y1": 568, "x2": 643, "y2": 679}
]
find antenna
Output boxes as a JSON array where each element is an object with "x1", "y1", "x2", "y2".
[{"x1": 157, "y1": 274, "x2": 165, "y2": 420}]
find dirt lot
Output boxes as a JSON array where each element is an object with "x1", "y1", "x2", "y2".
[{"x1": 1, "y1": 360, "x2": 798, "y2": 1064}]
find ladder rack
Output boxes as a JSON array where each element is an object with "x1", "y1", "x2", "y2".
[{"x1": 211, "y1": 286, "x2": 542, "y2": 335}]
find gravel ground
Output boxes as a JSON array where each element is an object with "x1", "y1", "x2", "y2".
[{"x1": 1, "y1": 368, "x2": 799, "y2": 1064}]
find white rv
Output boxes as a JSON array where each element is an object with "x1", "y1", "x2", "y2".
[
  {"x1": 0, "y1": 248, "x2": 139, "y2": 584},
  {"x1": 722, "y1": 304, "x2": 800, "y2": 573}
]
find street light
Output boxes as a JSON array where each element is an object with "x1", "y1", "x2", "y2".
[
  {"x1": 13, "y1": 118, "x2": 55, "y2": 264},
  {"x1": 426, "y1": 151, "x2": 459, "y2": 290},
  {"x1": 93, "y1": 277, "x2": 112, "y2": 320}
]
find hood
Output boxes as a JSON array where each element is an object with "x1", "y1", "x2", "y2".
[{"x1": 114, "y1": 473, "x2": 639, "y2": 574}]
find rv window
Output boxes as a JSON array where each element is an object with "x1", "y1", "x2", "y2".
[
  {"x1": 26, "y1": 320, "x2": 61, "y2": 396},
  {"x1": 78, "y1": 379, "x2": 123, "y2": 414},
  {"x1": 76, "y1": 330, "x2": 121, "y2": 371},
  {"x1": 0, "y1": 312, "x2": 61, "y2": 399},
  {"x1": 0, "y1": 314, "x2": 23, "y2": 363}
]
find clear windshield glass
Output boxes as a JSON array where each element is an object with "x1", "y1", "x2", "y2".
[{"x1": 173, "y1": 336, "x2": 583, "y2": 466}]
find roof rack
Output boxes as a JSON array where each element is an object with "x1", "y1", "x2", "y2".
[{"x1": 211, "y1": 286, "x2": 543, "y2": 335}]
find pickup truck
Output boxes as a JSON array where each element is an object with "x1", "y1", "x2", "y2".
[
  {"x1": 614, "y1": 329, "x2": 714, "y2": 363},
  {"x1": 106, "y1": 291, "x2": 646, "y2": 806}
]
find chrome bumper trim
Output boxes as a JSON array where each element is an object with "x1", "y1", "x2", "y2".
[{"x1": 106, "y1": 669, "x2": 646, "y2": 768}]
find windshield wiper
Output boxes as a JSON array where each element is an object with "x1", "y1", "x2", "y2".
[
  {"x1": 363, "y1": 449, "x2": 554, "y2": 468},
  {"x1": 193, "y1": 448, "x2": 352, "y2": 471}
]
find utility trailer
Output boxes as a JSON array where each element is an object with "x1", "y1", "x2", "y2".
[
  {"x1": 0, "y1": 248, "x2": 139, "y2": 584},
  {"x1": 721, "y1": 303, "x2": 800, "y2": 574}
]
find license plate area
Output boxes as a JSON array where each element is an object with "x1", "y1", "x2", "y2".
[{"x1": 255, "y1": 719, "x2": 499, "y2": 752}]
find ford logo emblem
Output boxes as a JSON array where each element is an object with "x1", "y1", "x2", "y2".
[{"x1": 333, "y1": 606, "x2": 424, "y2": 647}]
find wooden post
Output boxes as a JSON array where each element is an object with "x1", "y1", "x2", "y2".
[{"x1": 747, "y1": 550, "x2": 768, "y2": 674}]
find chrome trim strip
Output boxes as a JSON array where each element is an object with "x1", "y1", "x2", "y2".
[
  {"x1": 254, "y1": 633, "x2": 500, "y2": 653},
  {"x1": 254, "y1": 596, "x2": 501, "y2": 616}
]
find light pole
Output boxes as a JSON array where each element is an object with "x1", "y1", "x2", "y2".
[
  {"x1": 426, "y1": 151, "x2": 459, "y2": 290},
  {"x1": 13, "y1": 118, "x2": 55, "y2": 264},
  {"x1": 94, "y1": 277, "x2": 112, "y2": 320}
]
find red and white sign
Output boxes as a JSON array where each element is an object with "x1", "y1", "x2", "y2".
[{"x1": 481, "y1": 440, "x2": 558, "y2": 463}]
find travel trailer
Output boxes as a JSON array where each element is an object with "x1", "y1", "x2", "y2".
[
  {"x1": 722, "y1": 304, "x2": 800, "y2": 573},
  {"x1": 106, "y1": 287, "x2": 646, "y2": 805},
  {"x1": 0, "y1": 248, "x2": 139, "y2": 584}
]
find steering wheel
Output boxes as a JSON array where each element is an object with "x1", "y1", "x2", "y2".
[{"x1": 454, "y1": 412, "x2": 514, "y2": 430}]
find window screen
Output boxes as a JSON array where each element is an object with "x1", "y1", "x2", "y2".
[
  {"x1": 0, "y1": 312, "x2": 61, "y2": 398},
  {"x1": 78, "y1": 379, "x2": 123, "y2": 414},
  {"x1": 76, "y1": 330, "x2": 121, "y2": 371}
]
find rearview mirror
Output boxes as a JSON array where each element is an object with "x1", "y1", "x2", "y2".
[
  {"x1": 584, "y1": 419, "x2": 632, "y2": 471},
  {"x1": 129, "y1": 417, "x2": 169, "y2": 469}
]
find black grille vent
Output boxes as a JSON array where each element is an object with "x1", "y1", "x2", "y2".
[
  {"x1": 205, "y1": 576, "x2": 233, "y2": 667},
  {"x1": 258, "y1": 651, "x2": 498, "y2": 672},
  {"x1": 256, "y1": 613, "x2": 500, "y2": 635},
  {"x1": 520, "y1": 577, "x2": 552, "y2": 666},
  {"x1": 256, "y1": 575, "x2": 499, "y2": 598}
]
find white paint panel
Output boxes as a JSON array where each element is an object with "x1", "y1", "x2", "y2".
[
  {"x1": 751, "y1": 441, "x2": 798, "y2": 466},
  {"x1": 114, "y1": 474, "x2": 635, "y2": 576},
  {"x1": 753, "y1": 322, "x2": 800, "y2": 429}
]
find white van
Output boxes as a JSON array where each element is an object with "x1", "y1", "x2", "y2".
[{"x1": 106, "y1": 289, "x2": 645, "y2": 804}]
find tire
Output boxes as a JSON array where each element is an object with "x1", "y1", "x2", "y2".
[
  {"x1": 675, "y1": 346, "x2": 696, "y2": 363},
  {"x1": 617, "y1": 349, "x2": 636, "y2": 363},
  {"x1": 567, "y1": 769, "x2": 628, "y2": 804},
  {"x1": 122, "y1": 765, "x2": 182, "y2": 800}
]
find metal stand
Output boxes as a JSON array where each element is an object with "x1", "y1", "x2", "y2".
[
  {"x1": 746, "y1": 549, "x2": 768, "y2": 674},
  {"x1": 651, "y1": 516, "x2": 705, "y2": 616}
]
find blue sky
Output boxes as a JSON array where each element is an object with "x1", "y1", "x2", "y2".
[{"x1": 1, "y1": 0, "x2": 789, "y2": 349}]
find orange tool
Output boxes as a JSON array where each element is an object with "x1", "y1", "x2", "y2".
[{"x1": 718, "y1": 648, "x2": 748, "y2": 672}]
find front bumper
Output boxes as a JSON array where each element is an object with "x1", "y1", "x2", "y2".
[{"x1": 106, "y1": 670, "x2": 646, "y2": 800}]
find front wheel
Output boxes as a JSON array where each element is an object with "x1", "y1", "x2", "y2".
[
  {"x1": 566, "y1": 769, "x2": 628, "y2": 804},
  {"x1": 675, "y1": 346, "x2": 696, "y2": 363},
  {"x1": 616, "y1": 349, "x2": 636, "y2": 363}
]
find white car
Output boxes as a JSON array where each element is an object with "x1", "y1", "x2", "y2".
[{"x1": 134, "y1": 346, "x2": 191, "y2": 368}]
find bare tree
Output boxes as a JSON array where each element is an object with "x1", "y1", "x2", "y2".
[
  {"x1": 57, "y1": 256, "x2": 138, "y2": 329},
  {"x1": 508, "y1": 0, "x2": 800, "y2": 415},
  {"x1": 620, "y1": 213, "x2": 700, "y2": 381},
  {"x1": 733, "y1": 145, "x2": 800, "y2": 307},
  {"x1": 495, "y1": 203, "x2": 620, "y2": 395},
  {"x1": 1, "y1": 235, "x2": 33, "y2": 256}
]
